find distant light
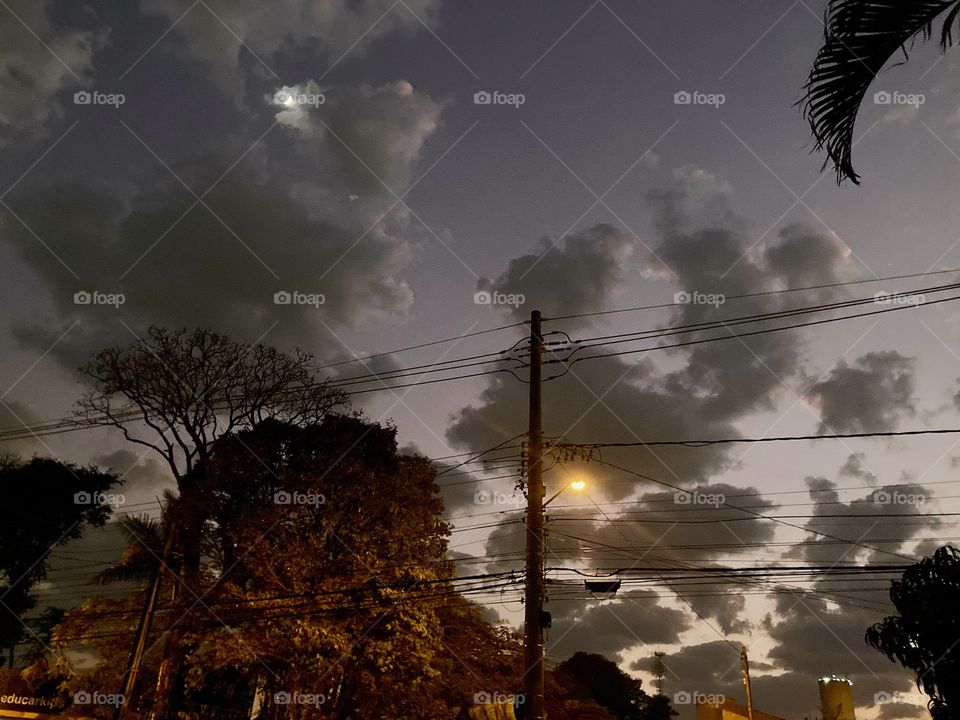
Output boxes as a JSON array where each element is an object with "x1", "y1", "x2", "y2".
[{"x1": 570, "y1": 479, "x2": 586, "y2": 491}]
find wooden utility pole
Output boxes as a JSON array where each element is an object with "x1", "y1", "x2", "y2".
[
  {"x1": 741, "y1": 646, "x2": 754, "y2": 720},
  {"x1": 523, "y1": 310, "x2": 546, "y2": 719},
  {"x1": 114, "y1": 527, "x2": 175, "y2": 720}
]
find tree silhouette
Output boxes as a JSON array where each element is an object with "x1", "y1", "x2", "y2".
[
  {"x1": 0, "y1": 455, "x2": 117, "y2": 667},
  {"x1": 77, "y1": 326, "x2": 346, "y2": 482},
  {"x1": 866, "y1": 544, "x2": 960, "y2": 720},
  {"x1": 554, "y1": 652, "x2": 649, "y2": 720},
  {"x1": 802, "y1": 0, "x2": 960, "y2": 183}
]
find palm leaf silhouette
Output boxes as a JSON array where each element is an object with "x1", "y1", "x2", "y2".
[
  {"x1": 95, "y1": 513, "x2": 166, "y2": 586},
  {"x1": 802, "y1": 0, "x2": 960, "y2": 183}
]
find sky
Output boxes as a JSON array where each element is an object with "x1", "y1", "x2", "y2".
[{"x1": 3, "y1": 1, "x2": 960, "y2": 718}]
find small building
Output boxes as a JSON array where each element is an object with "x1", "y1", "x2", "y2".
[{"x1": 695, "y1": 697, "x2": 787, "y2": 720}]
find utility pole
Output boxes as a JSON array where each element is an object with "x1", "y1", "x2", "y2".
[
  {"x1": 114, "y1": 526, "x2": 175, "y2": 720},
  {"x1": 741, "y1": 646, "x2": 754, "y2": 720},
  {"x1": 523, "y1": 310, "x2": 546, "y2": 719}
]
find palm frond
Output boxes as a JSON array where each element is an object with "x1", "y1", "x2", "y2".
[
  {"x1": 94, "y1": 514, "x2": 166, "y2": 585},
  {"x1": 801, "y1": 0, "x2": 960, "y2": 184}
]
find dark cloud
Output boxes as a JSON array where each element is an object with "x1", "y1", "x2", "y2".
[
  {"x1": 1, "y1": 81, "x2": 442, "y2": 366},
  {"x1": 809, "y1": 351, "x2": 917, "y2": 434},
  {"x1": 839, "y1": 452, "x2": 877, "y2": 486},
  {"x1": 545, "y1": 591, "x2": 690, "y2": 660},
  {"x1": 92, "y1": 448, "x2": 170, "y2": 488},
  {"x1": 0, "y1": 1, "x2": 102, "y2": 148},
  {"x1": 138, "y1": 0, "x2": 441, "y2": 95},
  {"x1": 0, "y1": 399, "x2": 42, "y2": 457},
  {"x1": 480, "y1": 224, "x2": 637, "y2": 325}
]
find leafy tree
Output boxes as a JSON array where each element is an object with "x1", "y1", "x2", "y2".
[
  {"x1": 866, "y1": 544, "x2": 960, "y2": 720},
  {"x1": 0, "y1": 455, "x2": 117, "y2": 667},
  {"x1": 76, "y1": 328, "x2": 347, "y2": 716},
  {"x1": 802, "y1": 1, "x2": 960, "y2": 184},
  {"x1": 554, "y1": 652, "x2": 647, "y2": 720}
]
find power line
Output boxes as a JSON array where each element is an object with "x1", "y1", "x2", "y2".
[{"x1": 543, "y1": 265, "x2": 960, "y2": 322}]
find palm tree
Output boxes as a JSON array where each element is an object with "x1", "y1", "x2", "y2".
[
  {"x1": 96, "y1": 514, "x2": 166, "y2": 587},
  {"x1": 802, "y1": 0, "x2": 960, "y2": 183}
]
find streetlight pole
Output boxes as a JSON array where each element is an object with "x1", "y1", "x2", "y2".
[{"x1": 523, "y1": 310, "x2": 545, "y2": 720}]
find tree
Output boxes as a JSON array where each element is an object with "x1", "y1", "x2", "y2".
[
  {"x1": 801, "y1": 1, "x2": 960, "y2": 184},
  {"x1": 0, "y1": 455, "x2": 117, "y2": 668},
  {"x1": 76, "y1": 328, "x2": 347, "y2": 716},
  {"x1": 554, "y1": 652, "x2": 648, "y2": 720},
  {"x1": 866, "y1": 544, "x2": 960, "y2": 720},
  {"x1": 185, "y1": 417, "x2": 453, "y2": 719},
  {"x1": 77, "y1": 326, "x2": 347, "y2": 482}
]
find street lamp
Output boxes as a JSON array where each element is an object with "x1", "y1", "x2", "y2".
[{"x1": 543, "y1": 477, "x2": 587, "y2": 507}]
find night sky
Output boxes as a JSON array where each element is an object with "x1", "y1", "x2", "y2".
[{"x1": 3, "y1": 1, "x2": 960, "y2": 718}]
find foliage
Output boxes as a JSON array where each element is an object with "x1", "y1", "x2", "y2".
[
  {"x1": 0, "y1": 455, "x2": 117, "y2": 666},
  {"x1": 866, "y1": 544, "x2": 960, "y2": 720},
  {"x1": 801, "y1": 0, "x2": 960, "y2": 183},
  {"x1": 554, "y1": 652, "x2": 648, "y2": 720}
]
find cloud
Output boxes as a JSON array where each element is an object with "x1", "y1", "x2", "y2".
[
  {"x1": 0, "y1": 0, "x2": 102, "y2": 148},
  {"x1": 0, "y1": 399, "x2": 42, "y2": 457},
  {"x1": 546, "y1": 591, "x2": 690, "y2": 660},
  {"x1": 809, "y1": 351, "x2": 917, "y2": 433},
  {"x1": 139, "y1": 0, "x2": 441, "y2": 93},
  {"x1": 1, "y1": 81, "x2": 442, "y2": 367},
  {"x1": 92, "y1": 448, "x2": 170, "y2": 488},
  {"x1": 478, "y1": 224, "x2": 637, "y2": 325}
]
